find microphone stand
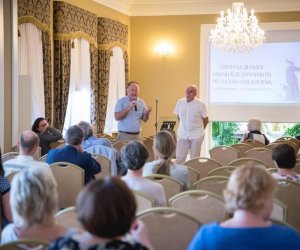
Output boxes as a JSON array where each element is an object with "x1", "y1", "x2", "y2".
[{"x1": 155, "y1": 97, "x2": 158, "y2": 135}]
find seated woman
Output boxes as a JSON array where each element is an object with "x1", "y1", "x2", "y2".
[
  {"x1": 143, "y1": 131, "x2": 189, "y2": 190},
  {"x1": 1, "y1": 166, "x2": 69, "y2": 243},
  {"x1": 188, "y1": 164, "x2": 300, "y2": 250},
  {"x1": 32, "y1": 117, "x2": 63, "y2": 155},
  {"x1": 121, "y1": 141, "x2": 166, "y2": 206},
  {"x1": 0, "y1": 148, "x2": 12, "y2": 229},
  {"x1": 272, "y1": 143, "x2": 300, "y2": 182},
  {"x1": 49, "y1": 177, "x2": 153, "y2": 250},
  {"x1": 241, "y1": 118, "x2": 270, "y2": 145}
]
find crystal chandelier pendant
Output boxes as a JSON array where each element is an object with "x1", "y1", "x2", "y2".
[{"x1": 209, "y1": 2, "x2": 265, "y2": 53}]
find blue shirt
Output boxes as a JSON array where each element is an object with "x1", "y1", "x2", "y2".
[
  {"x1": 46, "y1": 145, "x2": 101, "y2": 184},
  {"x1": 82, "y1": 136, "x2": 112, "y2": 150},
  {"x1": 115, "y1": 96, "x2": 146, "y2": 133},
  {"x1": 188, "y1": 222, "x2": 300, "y2": 250}
]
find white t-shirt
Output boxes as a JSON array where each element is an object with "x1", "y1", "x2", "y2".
[{"x1": 174, "y1": 97, "x2": 208, "y2": 140}]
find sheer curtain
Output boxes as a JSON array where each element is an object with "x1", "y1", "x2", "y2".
[
  {"x1": 63, "y1": 38, "x2": 91, "y2": 135},
  {"x1": 104, "y1": 47, "x2": 126, "y2": 135},
  {"x1": 18, "y1": 23, "x2": 45, "y2": 123}
]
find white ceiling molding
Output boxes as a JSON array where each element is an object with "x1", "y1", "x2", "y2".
[{"x1": 94, "y1": 0, "x2": 300, "y2": 16}]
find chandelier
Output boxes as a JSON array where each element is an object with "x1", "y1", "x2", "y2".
[{"x1": 210, "y1": 2, "x2": 265, "y2": 53}]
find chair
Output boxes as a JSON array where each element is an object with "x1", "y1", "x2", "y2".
[
  {"x1": 0, "y1": 239, "x2": 48, "y2": 250},
  {"x1": 186, "y1": 166, "x2": 201, "y2": 186},
  {"x1": 263, "y1": 143, "x2": 281, "y2": 151},
  {"x1": 1, "y1": 152, "x2": 19, "y2": 163},
  {"x1": 294, "y1": 161, "x2": 300, "y2": 172},
  {"x1": 112, "y1": 140, "x2": 130, "y2": 152},
  {"x1": 245, "y1": 148, "x2": 275, "y2": 168},
  {"x1": 169, "y1": 190, "x2": 227, "y2": 224},
  {"x1": 228, "y1": 157, "x2": 269, "y2": 168},
  {"x1": 209, "y1": 146, "x2": 239, "y2": 165},
  {"x1": 184, "y1": 157, "x2": 222, "y2": 178},
  {"x1": 275, "y1": 179, "x2": 300, "y2": 230},
  {"x1": 276, "y1": 137, "x2": 300, "y2": 147},
  {"x1": 208, "y1": 166, "x2": 237, "y2": 177},
  {"x1": 49, "y1": 139, "x2": 65, "y2": 149},
  {"x1": 266, "y1": 168, "x2": 277, "y2": 174},
  {"x1": 145, "y1": 174, "x2": 184, "y2": 200},
  {"x1": 39, "y1": 154, "x2": 47, "y2": 162},
  {"x1": 231, "y1": 143, "x2": 254, "y2": 158},
  {"x1": 271, "y1": 199, "x2": 287, "y2": 222},
  {"x1": 133, "y1": 190, "x2": 155, "y2": 214},
  {"x1": 6, "y1": 172, "x2": 17, "y2": 183},
  {"x1": 49, "y1": 162, "x2": 84, "y2": 208},
  {"x1": 92, "y1": 154, "x2": 112, "y2": 178},
  {"x1": 193, "y1": 176, "x2": 229, "y2": 197},
  {"x1": 55, "y1": 206, "x2": 82, "y2": 230},
  {"x1": 142, "y1": 137, "x2": 155, "y2": 162},
  {"x1": 273, "y1": 140, "x2": 299, "y2": 153},
  {"x1": 243, "y1": 140, "x2": 265, "y2": 148},
  {"x1": 137, "y1": 207, "x2": 201, "y2": 250}
]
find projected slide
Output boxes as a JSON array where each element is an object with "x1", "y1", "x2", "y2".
[{"x1": 209, "y1": 42, "x2": 300, "y2": 104}]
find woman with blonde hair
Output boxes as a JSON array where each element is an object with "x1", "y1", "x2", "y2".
[
  {"x1": 143, "y1": 131, "x2": 189, "y2": 189},
  {"x1": 1, "y1": 166, "x2": 69, "y2": 243},
  {"x1": 188, "y1": 164, "x2": 300, "y2": 249}
]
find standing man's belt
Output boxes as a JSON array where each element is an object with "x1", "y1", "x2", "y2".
[{"x1": 119, "y1": 131, "x2": 140, "y2": 135}]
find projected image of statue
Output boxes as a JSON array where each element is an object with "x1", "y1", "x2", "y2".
[{"x1": 285, "y1": 59, "x2": 300, "y2": 100}]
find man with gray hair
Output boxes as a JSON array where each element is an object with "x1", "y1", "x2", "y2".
[
  {"x1": 46, "y1": 125, "x2": 101, "y2": 184},
  {"x1": 4, "y1": 130, "x2": 48, "y2": 176}
]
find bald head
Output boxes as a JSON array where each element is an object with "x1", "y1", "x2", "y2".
[
  {"x1": 186, "y1": 84, "x2": 198, "y2": 102},
  {"x1": 19, "y1": 130, "x2": 39, "y2": 155}
]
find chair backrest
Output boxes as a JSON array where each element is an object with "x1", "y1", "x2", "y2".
[
  {"x1": 49, "y1": 139, "x2": 65, "y2": 149},
  {"x1": 184, "y1": 157, "x2": 222, "y2": 178},
  {"x1": 6, "y1": 172, "x2": 17, "y2": 183},
  {"x1": 39, "y1": 154, "x2": 48, "y2": 162},
  {"x1": 193, "y1": 176, "x2": 229, "y2": 197},
  {"x1": 245, "y1": 148, "x2": 275, "y2": 168},
  {"x1": 266, "y1": 168, "x2": 277, "y2": 174},
  {"x1": 92, "y1": 154, "x2": 112, "y2": 178},
  {"x1": 209, "y1": 146, "x2": 239, "y2": 165},
  {"x1": 142, "y1": 137, "x2": 155, "y2": 162},
  {"x1": 294, "y1": 161, "x2": 300, "y2": 173},
  {"x1": 112, "y1": 140, "x2": 130, "y2": 152},
  {"x1": 49, "y1": 162, "x2": 84, "y2": 208},
  {"x1": 0, "y1": 239, "x2": 48, "y2": 250},
  {"x1": 55, "y1": 206, "x2": 82, "y2": 230},
  {"x1": 263, "y1": 143, "x2": 281, "y2": 151},
  {"x1": 243, "y1": 140, "x2": 265, "y2": 148},
  {"x1": 275, "y1": 179, "x2": 300, "y2": 231},
  {"x1": 186, "y1": 166, "x2": 201, "y2": 187},
  {"x1": 137, "y1": 207, "x2": 201, "y2": 250},
  {"x1": 231, "y1": 143, "x2": 254, "y2": 158},
  {"x1": 276, "y1": 137, "x2": 300, "y2": 148},
  {"x1": 271, "y1": 199, "x2": 287, "y2": 222},
  {"x1": 1, "y1": 152, "x2": 19, "y2": 163},
  {"x1": 208, "y1": 166, "x2": 237, "y2": 177},
  {"x1": 133, "y1": 190, "x2": 155, "y2": 214},
  {"x1": 55, "y1": 143, "x2": 65, "y2": 149},
  {"x1": 169, "y1": 190, "x2": 227, "y2": 224},
  {"x1": 145, "y1": 174, "x2": 183, "y2": 200},
  {"x1": 228, "y1": 157, "x2": 268, "y2": 168}
]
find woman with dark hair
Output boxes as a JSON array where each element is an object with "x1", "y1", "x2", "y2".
[
  {"x1": 49, "y1": 177, "x2": 153, "y2": 250},
  {"x1": 32, "y1": 117, "x2": 62, "y2": 155},
  {"x1": 0, "y1": 148, "x2": 12, "y2": 229}
]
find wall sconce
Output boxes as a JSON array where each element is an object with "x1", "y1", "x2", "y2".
[{"x1": 154, "y1": 41, "x2": 174, "y2": 58}]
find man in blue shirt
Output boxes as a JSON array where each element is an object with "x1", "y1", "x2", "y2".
[
  {"x1": 47, "y1": 125, "x2": 101, "y2": 184},
  {"x1": 114, "y1": 81, "x2": 152, "y2": 141}
]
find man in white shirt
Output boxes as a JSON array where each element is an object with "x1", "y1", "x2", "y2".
[
  {"x1": 4, "y1": 130, "x2": 48, "y2": 176},
  {"x1": 174, "y1": 85, "x2": 209, "y2": 164}
]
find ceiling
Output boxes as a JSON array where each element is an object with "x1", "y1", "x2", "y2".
[{"x1": 94, "y1": 0, "x2": 300, "y2": 16}]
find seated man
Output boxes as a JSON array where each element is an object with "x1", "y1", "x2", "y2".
[
  {"x1": 46, "y1": 125, "x2": 101, "y2": 184},
  {"x1": 272, "y1": 143, "x2": 300, "y2": 182},
  {"x1": 121, "y1": 141, "x2": 166, "y2": 206},
  {"x1": 4, "y1": 130, "x2": 48, "y2": 176}
]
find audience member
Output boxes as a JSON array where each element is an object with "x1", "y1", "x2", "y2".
[
  {"x1": 48, "y1": 177, "x2": 153, "y2": 250},
  {"x1": 241, "y1": 118, "x2": 270, "y2": 145},
  {"x1": 143, "y1": 131, "x2": 189, "y2": 189},
  {"x1": 188, "y1": 164, "x2": 300, "y2": 250},
  {"x1": 121, "y1": 141, "x2": 166, "y2": 206},
  {"x1": 1, "y1": 166, "x2": 69, "y2": 243},
  {"x1": 4, "y1": 130, "x2": 48, "y2": 176},
  {"x1": 272, "y1": 143, "x2": 300, "y2": 182},
  {"x1": 32, "y1": 117, "x2": 63, "y2": 156},
  {"x1": 0, "y1": 148, "x2": 12, "y2": 229},
  {"x1": 46, "y1": 125, "x2": 101, "y2": 184}
]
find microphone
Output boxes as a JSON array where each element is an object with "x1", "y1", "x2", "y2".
[{"x1": 133, "y1": 98, "x2": 137, "y2": 111}]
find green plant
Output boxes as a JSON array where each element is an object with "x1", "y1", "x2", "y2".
[
  {"x1": 212, "y1": 122, "x2": 240, "y2": 147},
  {"x1": 284, "y1": 124, "x2": 300, "y2": 137}
]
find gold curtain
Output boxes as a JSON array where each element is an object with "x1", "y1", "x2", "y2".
[{"x1": 53, "y1": 40, "x2": 71, "y2": 131}]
